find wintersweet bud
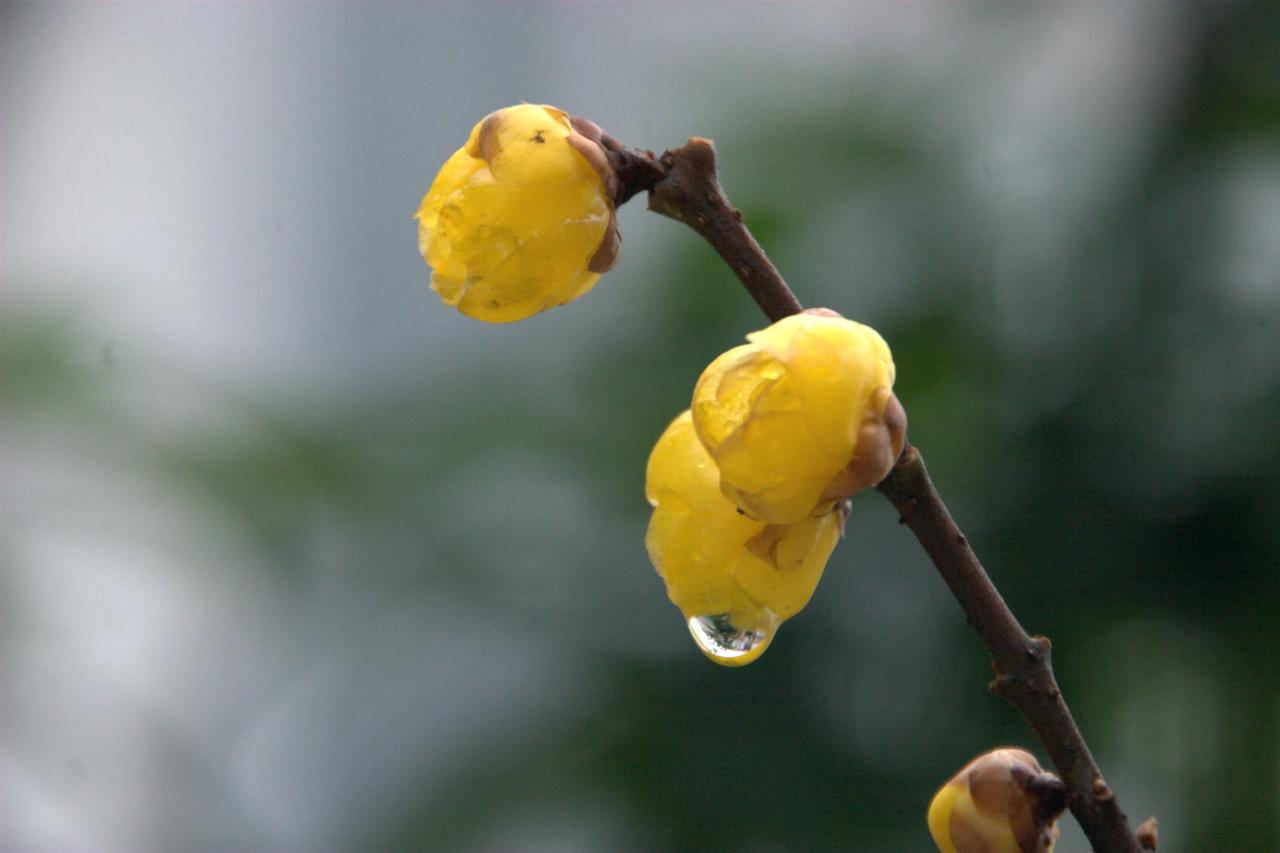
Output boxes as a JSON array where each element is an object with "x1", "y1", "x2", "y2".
[
  {"x1": 645, "y1": 410, "x2": 841, "y2": 666},
  {"x1": 691, "y1": 310, "x2": 906, "y2": 524},
  {"x1": 927, "y1": 748, "x2": 1066, "y2": 853},
  {"x1": 415, "y1": 104, "x2": 619, "y2": 322}
]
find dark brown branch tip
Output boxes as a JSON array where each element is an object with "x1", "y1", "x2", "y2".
[{"x1": 645, "y1": 137, "x2": 803, "y2": 322}]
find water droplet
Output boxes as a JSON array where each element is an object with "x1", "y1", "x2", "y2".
[{"x1": 686, "y1": 609, "x2": 779, "y2": 666}]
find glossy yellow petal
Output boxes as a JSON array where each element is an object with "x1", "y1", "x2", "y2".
[
  {"x1": 645, "y1": 410, "x2": 840, "y2": 666},
  {"x1": 415, "y1": 104, "x2": 614, "y2": 322},
  {"x1": 692, "y1": 312, "x2": 904, "y2": 524},
  {"x1": 927, "y1": 748, "x2": 1064, "y2": 853}
]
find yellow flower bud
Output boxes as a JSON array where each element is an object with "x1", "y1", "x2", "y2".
[
  {"x1": 927, "y1": 748, "x2": 1066, "y2": 853},
  {"x1": 691, "y1": 310, "x2": 906, "y2": 524},
  {"x1": 645, "y1": 410, "x2": 841, "y2": 666},
  {"x1": 415, "y1": 104, "x2": 619, "y2": 323}
]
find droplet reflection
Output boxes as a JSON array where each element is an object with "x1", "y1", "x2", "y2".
[{"x1": 686, "y1": 610, "x2": 779, "y2": 666}]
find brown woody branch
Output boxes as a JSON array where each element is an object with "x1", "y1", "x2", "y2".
[
  {"x1": 645, "y1": 139, "x2": 803, "y2": 322},
  {"x1": 625, "y1": 136, "x2": 1150, "y2": 853},
  {"x1": 877, "y1": 451, "x2": 1146, "y2": 853}
]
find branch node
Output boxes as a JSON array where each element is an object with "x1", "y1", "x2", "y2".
[{"x1": 989, "y1": 672, "x2": 1020, "y2": 696}]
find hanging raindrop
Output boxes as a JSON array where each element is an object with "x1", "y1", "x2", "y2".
[{"x1": 686, "y1": 609, "x2": 779, "y2": 666}]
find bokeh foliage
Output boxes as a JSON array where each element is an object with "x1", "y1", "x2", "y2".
[{"x1": 3, "y1": 3, "x2": 1278, "y2": 851}]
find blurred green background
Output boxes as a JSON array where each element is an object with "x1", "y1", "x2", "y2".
[{"x1": 3, "y1": 3, "x2": 1278, "y2": 851}]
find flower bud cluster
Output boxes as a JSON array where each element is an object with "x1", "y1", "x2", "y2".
[
  {"x1": 417, "y1": 110, "x2": 906, "y2": 666},
  {"x1": 646, "y1": 311, "x2": 905, "y2": 665}
]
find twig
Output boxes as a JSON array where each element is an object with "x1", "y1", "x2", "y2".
[
  {"x1": 638, "y1": 138, "x2": 803, "y2": 322},
  {"x1": 878, "y1": 450, "x2": 1142, "y2": 852},
  {"x1": 634, "y1": 136, "x2": 1147, "y2": 853}
]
